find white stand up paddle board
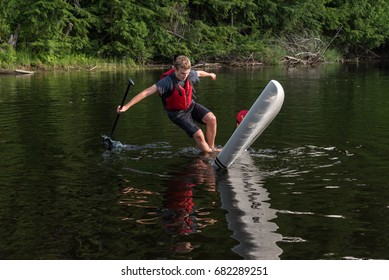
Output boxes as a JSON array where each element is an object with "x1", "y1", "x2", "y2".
[{"x1": 213, "y1": 80, "x2": 284, "y2": 169}]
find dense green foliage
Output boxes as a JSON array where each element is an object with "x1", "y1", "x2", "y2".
[{"x1": 0, "y1": 0, "x2": 388, "y2": 67}]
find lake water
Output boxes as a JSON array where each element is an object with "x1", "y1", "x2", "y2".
[{"x1": 0, "y1": 63, "x2": 388, "y2": 260}]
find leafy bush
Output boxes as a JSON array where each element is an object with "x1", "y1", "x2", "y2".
[{"x1": 0, "y1": 43, "x2": 17, "y2": 65}]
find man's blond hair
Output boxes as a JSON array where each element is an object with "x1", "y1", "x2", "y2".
[{"x1": 174, "y1": 55, "x2": 191, "y2": 70}]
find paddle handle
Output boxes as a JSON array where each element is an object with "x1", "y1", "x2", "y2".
[{"x1": 110, "y1": 79, "x2": 135, "y2": 137}]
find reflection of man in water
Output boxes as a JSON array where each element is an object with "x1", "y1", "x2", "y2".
[
  {"x1": 162, "y1": 158, "x2": 217, "y2": 237},
  {"x1": 161, "y1": 158, "x2": 218, "y2": 254},
  {"x1": 162, "y1": 180, "x2": 196, "y2": 235},
  {"x1": 118, "y1": 158, "x2": 217, "y2": 255}
]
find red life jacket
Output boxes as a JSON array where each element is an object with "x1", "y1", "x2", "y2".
[{"x1": 160, "y1": 68, "x2": 193, "y2": 111}]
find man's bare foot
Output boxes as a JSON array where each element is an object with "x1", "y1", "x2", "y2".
[
  {"x1": 210, "y1": 146, "x2": 222, "y2": 153},
  {"x1": 199, "y1": 146, "x2": 221, "y2": 155}
]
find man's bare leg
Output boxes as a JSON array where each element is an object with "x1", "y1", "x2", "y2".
[
  {"x1": 202, "y1": 112, "x2": 219, "y2": 150},
  {"x1": 193, "y1": 129, "x2": 212, "y2": 152}
]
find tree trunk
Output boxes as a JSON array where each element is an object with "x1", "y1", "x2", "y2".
[{"x1": 8, "y1": 24, "x2": 20, "y2": 48}]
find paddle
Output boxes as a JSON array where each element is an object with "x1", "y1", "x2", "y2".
[
  {"x1": 102, "y1": 78, "x2": 135, "y2": 149},
  {"x1": 111, "y1": 78, "x2": 135, "y2": 137}
]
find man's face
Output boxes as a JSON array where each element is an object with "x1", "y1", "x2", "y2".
[{"x1": 175, "y1": 67, "x2": 190, "y2": 81}]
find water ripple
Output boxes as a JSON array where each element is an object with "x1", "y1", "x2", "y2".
[
  {"x1": 281, "y1": 236, "x2": 307, "y2": 243},
  {"x1": 279, "y1": 209, "x2": 346, "y2": 219}
]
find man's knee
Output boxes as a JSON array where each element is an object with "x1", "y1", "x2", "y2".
[
  {"x1": 203, "y1": 112, "x2": 217, "y2": 125},
  {"x1": 192, "y1": 129, "x2": 204, "y2": 140}
]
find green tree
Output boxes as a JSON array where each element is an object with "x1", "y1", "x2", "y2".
[
  {"x1": 1, "y1": 0, "x2": 388, "y2": 66},
  {"x1": 1, "y1": 0, "x2": 96, "y2": 62},
  {"x1": 144, "y1": 0, "x2": 192, "y2": 61},
  {"x1": 325, "y1": 0, "x2": 389, "y2": 54},
  {"x1": 94, "y1": 0, "x2": 153, "y2": 62},
  {"x1": 0, "y1": 0, "x2": 19, "y2": 46}
]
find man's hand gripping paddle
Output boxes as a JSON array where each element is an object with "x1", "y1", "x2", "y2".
[{"x1": 102, "y1": 78, "x2": 135, "y2": 149}]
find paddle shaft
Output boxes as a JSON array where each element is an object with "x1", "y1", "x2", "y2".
[{"x1": 110, "y1": 79, "x2": 135, "y2": 137}]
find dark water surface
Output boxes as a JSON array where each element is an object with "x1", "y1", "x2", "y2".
[{"x1": 0, "y1": 63, "x2": 388, "y2": 260}]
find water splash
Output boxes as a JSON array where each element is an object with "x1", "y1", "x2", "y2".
[{"x1": 101, "y1": 134, "x2": 143, "y2": 151}]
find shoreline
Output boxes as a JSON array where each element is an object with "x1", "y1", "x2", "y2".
[{"x1": 1, "y1": 56, "x2": 386, "y2": 74}]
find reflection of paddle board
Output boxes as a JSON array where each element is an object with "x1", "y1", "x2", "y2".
[
  {"x1": 218, "y1": 152, "x2": 283, "y2": 259},
  {"x1": 213, "y1": 80, "x2": 284, "y2": 169}
]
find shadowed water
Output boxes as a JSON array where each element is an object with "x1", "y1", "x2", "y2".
[{"x1": 1, "y1": 63, "x2": 388, "y2": 260}]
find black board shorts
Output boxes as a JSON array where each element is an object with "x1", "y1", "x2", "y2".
[{"x1": 166, "y1": 101, "x2": 211, "y2": 137}]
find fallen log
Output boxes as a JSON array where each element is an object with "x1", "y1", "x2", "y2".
[{"x1": 0, "y1": 69, "x2": 34, "y2": 75}]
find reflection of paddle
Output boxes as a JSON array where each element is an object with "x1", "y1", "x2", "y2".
[{"x1": 102, "y1": 78, "x2": 135, "y2": 149}]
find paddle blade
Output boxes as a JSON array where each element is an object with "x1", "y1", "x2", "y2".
[{"x1": 101, "y1": 134, "x2": 114, "y2": 150}]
